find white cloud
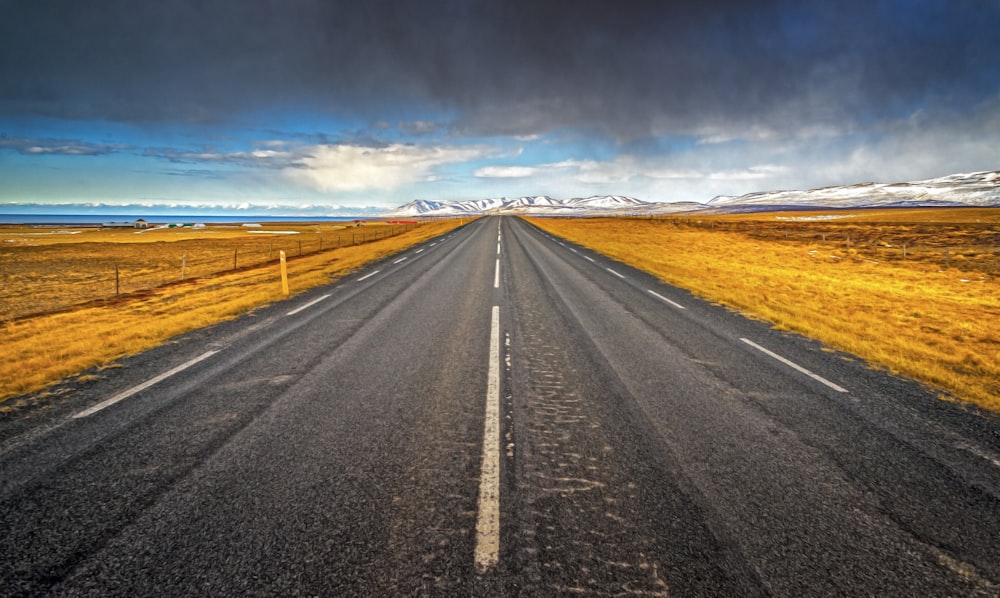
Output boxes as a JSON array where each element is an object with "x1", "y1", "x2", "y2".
[
  {"x1": 474, "y1": 165, "x2": 537, "y2": 178},
  {"x1": 647, "y1": 169, "x2": 703, "y2": 180},
  {"x1": 285, "y1": 143, "x2": 490, "y2": 192},
  {"x1": 574, "y1": 159, "x2": 629, "y2": 184},
  {"x1": 557, "y1": 156, "x2": 697, "y2": 185},
  {"x1": 467, "y1": 153, "x2": 797, "y2": 202},
  {"x1": 397, "y1": 120, "x2": 442, "y2": 136},
  {"x1": 250, "y1": 149, "x2": 286, "y2": 159},
  {"x1": 706, "y1": 165, "x2": 789, "y2": 180}
]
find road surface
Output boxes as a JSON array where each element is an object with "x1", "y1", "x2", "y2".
[{"x1": 1, "y1": 216, "x2": 998, "y2": 596}]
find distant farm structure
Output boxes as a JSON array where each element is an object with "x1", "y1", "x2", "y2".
[{"x1": 102, "y1": 219, "x2": 149, "y2": 229}]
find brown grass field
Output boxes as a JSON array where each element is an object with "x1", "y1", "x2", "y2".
[
  {"x1": 528, "y1": 208, "x2": 1000, "y2": 413},
  {"x1": 0, "y1": 219, "x2": 464, "y2": 407},
  {"x1": 0, "y1": 220, "x2": 420, "y2": 320}
]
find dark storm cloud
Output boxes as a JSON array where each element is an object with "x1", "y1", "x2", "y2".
[{"x1": 2, "y1": 0, "x2": 998, "y2": 138}]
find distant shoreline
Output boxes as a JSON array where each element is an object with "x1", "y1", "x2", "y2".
[{"x1": 0, "y1": 214, "x2": 362, "y2": 225}]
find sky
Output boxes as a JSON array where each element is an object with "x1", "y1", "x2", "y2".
[{"x1": 1, "y1": 0, "x2": 999, "y2": 216}]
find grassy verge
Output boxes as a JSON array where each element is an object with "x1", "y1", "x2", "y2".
[
  {"x1": 1, "y1": 220, "x2": 465, "y2": 407},
  {"x1": 527, "y1": 214, "x2": 999, "y2": 413}
]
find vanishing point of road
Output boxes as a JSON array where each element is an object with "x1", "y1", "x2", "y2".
[{"x1": 2, "y1": 216, "x2": 998, "y2": 596}]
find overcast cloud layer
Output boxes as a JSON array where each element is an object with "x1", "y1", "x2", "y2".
[{"x1": 1, "y1": 0, "x2": 998, "y2": 212}]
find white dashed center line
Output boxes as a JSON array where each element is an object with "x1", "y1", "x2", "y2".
[{"x1": 475, "y1": 305, "x2": 502, "y2": 572}]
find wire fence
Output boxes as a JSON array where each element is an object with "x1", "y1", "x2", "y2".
[{"x1": 1, "y1": 224, "x2": 417, "y2": 320}]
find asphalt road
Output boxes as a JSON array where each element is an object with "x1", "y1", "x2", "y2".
[{"x1": 1, "y1": 216, "x2": 998, "y2": 596}]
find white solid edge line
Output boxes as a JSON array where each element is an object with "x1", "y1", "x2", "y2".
[
  {"x1": 648, "y1": 289, "x2": 686, "y2": 310},
  {"x1": 475, "y1": 305, "x2": 502, "y2": 572},
  {"x1": 357, "y1": 270, "x2": 380, "y2": 282},
  {"x1": 287, "y1": 293, "x2": 331, "y2": 316},
  {"x1": 73, "y1": 350, "x2": 221, "y2": 419},
  {"x1": 494, "y1": 259, "x2": 500, "y2": 288},
  {"x1": 956, "y1": 442, "x2": 1000, "y2": 470},
  {"x1": 606, "y1": 267, "x2": 625, "y2": 279},
  {"x1": 740, "y1": 338, "x2": 849, "y2": 393}
]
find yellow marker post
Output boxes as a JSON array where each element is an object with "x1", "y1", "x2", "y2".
[{"x1": 279, "y1": 250, "x2": 289, "y2": 295}]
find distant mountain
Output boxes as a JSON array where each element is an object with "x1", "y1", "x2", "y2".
[
  {"x1": 384, "y1": 195, "x2": 652, "y2": 216},
  {"x1": 707, "y1": 170, "x2": 1000, "y2": 211},
  {"x1": 384, "y1": 170, "x2": 1000, "y2": 217}
]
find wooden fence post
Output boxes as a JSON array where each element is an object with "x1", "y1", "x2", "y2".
[
  {"x1": 115, "y1": 264, "x2": 120, "y2": 296},
  {"x1": 279, "y1": 250, "x2": 289, "y2": 295}
]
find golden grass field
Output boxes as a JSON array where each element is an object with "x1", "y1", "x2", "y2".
[
  {"x1": 0, "y1": 219, "x2": 463, "y2": 407},
  {"x1": 0, "y1": 220, "x2": 419, "y2": 320},
  {"x1": 528, "y1": 208, "x2": 1000, "y2": 413}
]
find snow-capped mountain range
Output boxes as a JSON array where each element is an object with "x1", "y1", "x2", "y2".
[
  {"x1": 706, "y1": 170, "x2": 1000, "y2": 212},
  {"x1": 385, "y1": 195, "x2": 654, "y2": 217},
  {"x1": 385, "y1": 170, "x2": 1000, "y2": 216}
]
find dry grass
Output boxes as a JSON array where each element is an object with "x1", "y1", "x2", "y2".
[
  {"x1": 0, "y1": 221, "x2": 416, "y2": 319},
  {"x1": 675, "y1": 207, "x2": 1000, "y2": 278},
  {"x1": 527, "y1": 211, "x2": 1000, "y2": 412},
  {"x1": 0, "y1": 219, "x2": 465, "y2": 406}
]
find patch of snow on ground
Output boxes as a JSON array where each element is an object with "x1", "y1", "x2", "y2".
[{"x1": 774, "y1": 215, "x2": 857, "y2": 221}]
